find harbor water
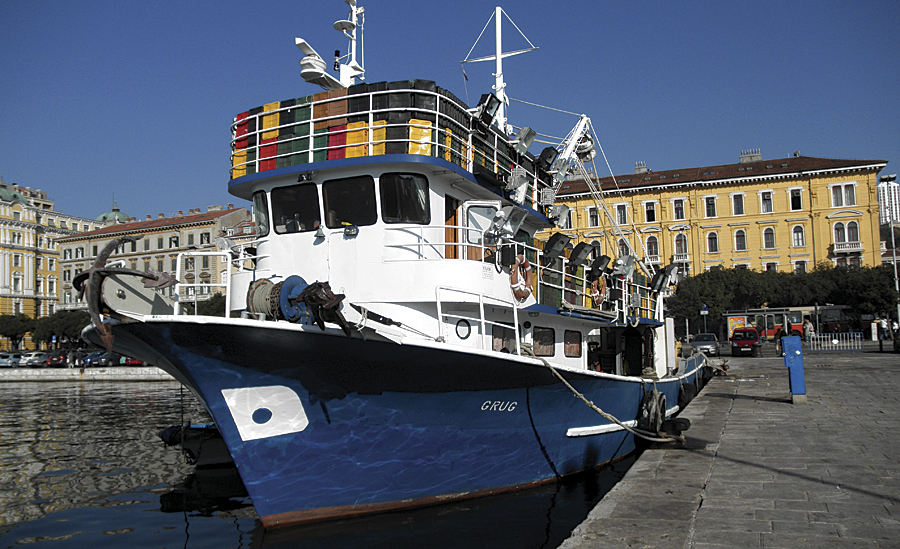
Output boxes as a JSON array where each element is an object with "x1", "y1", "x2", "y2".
[{"x1": 0, "y1": 381, "x2": 633, "y2": 548}]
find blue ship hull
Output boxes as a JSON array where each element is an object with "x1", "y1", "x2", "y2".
[{"x1": 95, "y1": 319, "x2": 707, "y2": 528}]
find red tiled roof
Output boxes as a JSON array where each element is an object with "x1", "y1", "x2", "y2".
[
  {"x1": 58, "y1": 208, "x2": 246, "y2": 241},
  {"x1": 555, "y1": 156, "x2": 888, "y2": 197}
]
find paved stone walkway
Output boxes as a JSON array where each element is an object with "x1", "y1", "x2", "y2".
[{"x1": 560, "y1": 350, "x2": 900, "y2": 548}]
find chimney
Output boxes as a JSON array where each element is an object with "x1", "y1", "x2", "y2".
[
  {"x1": 739, "y1": 148, "x2": 762, "y2": 163},
  {"x1": 158, "y1": 213, "x2": 165, "y2": 219},
  {"x1": 634, "y1": 161, "x2": 649, "y2": 174},
  {"x1": 178, "y1": 210, "x2": 183, "y2": 216},
  {"x1": 146, "y1": 215, "x2": 152, "y2": 220},
  {"x1": 228, "y1": 203, "x2": 234, "y2": 209}
]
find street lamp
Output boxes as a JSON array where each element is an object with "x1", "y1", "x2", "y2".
[{"x1": 880, "y1": 174, "x2": 899, "y2": 334}]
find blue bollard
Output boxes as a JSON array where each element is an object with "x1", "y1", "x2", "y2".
[{"x1": 782, "y1": 336, "x2": 807, "y2": 404}]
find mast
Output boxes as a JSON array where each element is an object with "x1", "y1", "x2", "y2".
[{"x1": 494, "y1": 6, "x2": 507, "y2": 133}]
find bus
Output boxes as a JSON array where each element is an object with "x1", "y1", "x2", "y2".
[{"x1": 723, "y1": 305, "x2": 852, "y2": 341}]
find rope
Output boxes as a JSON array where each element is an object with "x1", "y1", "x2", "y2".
[{"x1": 519, "y1": 344, "x2": 683, "y2": 443}]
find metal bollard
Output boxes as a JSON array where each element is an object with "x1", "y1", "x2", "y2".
[{"x1": 782, "y1": 336, "x2": 806, "y2": 404}]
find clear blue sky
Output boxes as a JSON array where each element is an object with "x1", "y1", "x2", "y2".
[{"x1": 2, "y1": 0, "x2": 898, "y2": 221}]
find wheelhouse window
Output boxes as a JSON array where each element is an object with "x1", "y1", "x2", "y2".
[
  {"x1": 252, "y1": 191, "x2": 270, "y2": 237},
  {"x1": 564, "y1": 330, "x2": 582, "y2": 358},
  {"x1": 492, "y1": 324, "x2": 517, "y2": 353},
  {"x1": 273, "y1": 184, "x2": 321, "y2": 233},
  {"x1": 380, "y1": 173, "x2": 430, "y2": 224},
  {"x1": 323, "y1": 176, "x2": 377, "y2": 229},
  {"x1": 533, "y1": 327, "x2": 555, "y2": 357}
]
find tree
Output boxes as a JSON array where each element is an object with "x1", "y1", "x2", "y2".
[
  {"x1": 0, "y1": 314, "x2": 36, "y2": 350},
  {"x1": 196, "y1": 293, "x2": 227, "y2": 317},
  {"x1": 32, "y1": 310, "x2": 92, "y2": 348}
]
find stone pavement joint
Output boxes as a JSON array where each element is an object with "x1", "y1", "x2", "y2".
[{"x1": 559, "y1": 351, "x2": 900, "y2": 549}]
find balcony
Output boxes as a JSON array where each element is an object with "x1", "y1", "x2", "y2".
[
  {"x1": 673, "y1": 253, "x2": 690, "y2": 263},
  {"x1": 645, "y1": 255, "x2": 661, "y2": 265},
  {"x1": 834, "y1": 241, "x2": 863, "y2": 253}
]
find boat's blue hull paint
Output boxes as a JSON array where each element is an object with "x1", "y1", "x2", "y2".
[{"x1": 109, "y1": 321, "x2": 704, "y2": 525}]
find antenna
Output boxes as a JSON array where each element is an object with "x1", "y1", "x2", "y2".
[
  {"x1": 297, "y1": 0, "x2": 365, "y2": 90},
  {"x1": 460, "y1": 7, "x2": 538, "y2": 134}
]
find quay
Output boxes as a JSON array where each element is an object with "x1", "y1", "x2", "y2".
[
  {"x1": 561, "y1": 346, "x2": 900, "y2": 548},
  {"x1": 0, "y1": 366, "x2": 174, "y2": 382}
]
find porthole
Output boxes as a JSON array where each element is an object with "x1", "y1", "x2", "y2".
[{"x1": 456, "y1": 319, "x2": 472, "y2": 340}]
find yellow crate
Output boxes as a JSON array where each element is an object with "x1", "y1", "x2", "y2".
[
  {"x1": 345, "y1": 121, "x2": 368, "y2": 158},
  {"x1": 408, "y1": 119, "x2": 432, "y2": 156},
  {"x1": 261, "y1": 101, "x2": 280, "y2": 139},
  {"x1": 444, "y1": 128, "x2": 452, "y2": 162},
  {"x1": 371, "y1": 120, "x2": 386, "y2": 156},
  {"x1": 231, "y1": 150, "x2": 247, "y2": 179}
]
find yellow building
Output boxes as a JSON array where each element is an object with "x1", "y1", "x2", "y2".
[
  {"x1": 0, "y1": 182, "x2": 101, "y2": 319},
  {"x1": 57, "y1": 205, "x2": 251, "y2": 313},
  {"x1": 545, "y1": 152, "x2": 887, "y2": 278}
]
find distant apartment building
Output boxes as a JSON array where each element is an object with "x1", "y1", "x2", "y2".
[
  {"x1": 543, "y1": 151, "x2": 887, "y2": 277},
  {"x1": 57, "y1": 204, "x2": 252, "y2": 313},
  {"x1": 877, "y1": 176, "x2": 899, "y2": 225},
  {"x1": 0, "y1": 180, "x2": 101, "y2": 319}
]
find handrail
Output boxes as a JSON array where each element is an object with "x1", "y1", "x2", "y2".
[{"x1": 436, "y1": 285, "x2": 520, "y2": 354}]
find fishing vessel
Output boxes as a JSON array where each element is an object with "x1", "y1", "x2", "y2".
[{"x1": 81, "y1": 1, "x2": 711, "y2": 529}]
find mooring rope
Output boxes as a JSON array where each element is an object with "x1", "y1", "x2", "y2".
[{"x1": 519, "y1": 344, "x2": 684, "y2": 443}]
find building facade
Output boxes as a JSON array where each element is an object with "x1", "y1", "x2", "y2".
[
  {"x1": 545, "y1": 153, "x2": 887, "y2": 277},
  {"x1": 878, "y1": 177, "x2": 899, "y2": 225},
  {"x1": 57, "y1": 205, "x2": 251, "y2": 313},
  {"x1": 0, "y1": 182, "x2": 101, "y2": 319}
]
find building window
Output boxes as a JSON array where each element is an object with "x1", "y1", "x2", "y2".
[
  {"x1": 794, "y1": 261, "x2": 807, "y2": 274},
  {"x1": 790, "y1": 189, "x2": 802, "y2": 211},
  {"x1": 732, "y1": 194, "x2": 744, "y2": 216},
  {"x1": 765, "y1": 262, "x2": 778, "y2": 272},
  {"x1": 618, "y1": 238, "x2": 629, "y2": 257},
  {"x1": 170, "y1": 236, "x2": 179, "y2": 248},
  {"x1": 761, "y1": 191, "x2": 774, "y2": 213},
  {"x1": 131, "y1": 240, "x2": 137, "y2": 252},
  {"x1": 64, "y1": 249, "x2": 72, "y2": 260},
  {"x1": 705, "y1": 197, "x2": 717, "y2": 218},
  {"x1": 734, "y1": 230, "x2": 747, "y2": 251},
  {"x1": 673, "y1": 199, "x2": 685, "y2": 220},
  {"x1": 763, "y1": 228, "x2": 775, "y2": 249},
  {"x1": 36, "y1": 257, "x2": 42, "y2": 270},
  {"x1": 644, "y1": 202, "x2": 656, "y2": 223},
  {"x1": 13, "y1": 255, "x2": 20, "y2": 268},
  {"x1": 188, "y1": 233, "x2": 195, "y2": 246},
  {"x1": 792, "y1": 226, "x2": 806, "y2": 247},
  {"x1": 707, "y1": 232, "x2": 719, "y2": 253},
  {"x1": 158, "y1": 237, "x2": 164, "y2": 249},
  {"x1": 647, "y1": 236, "x2": 659, "y2": 257},
  {"x1": 202, "y1": 256, "x2": 210, "y2": 269},
  {"x1": 48, "y1": 279, "x2": 55, "y2": 294},
  {"x1": 831, "y1": 184, "x2": 857, "y2": 207},
  {"x1": 75, "y1": 247, "x2": 84, "y2": 259},
  {"x1": 675, "y1": 234, "x2": 688, "y2": 255},
  {"x1": 616, "y1": 204, "x2": 627, "y2": 225},
  {"x1": 833, "y1": 222, "x2": 846, "y2": 243},
  {"x1": 847, "y1": 221, "x2": 859, "y2": 242},
  {"x1": 49, "y1": 259, "x2": 54, "y2": 271},
  {"x1": 144, "y1": 260, "x2": 150, "y2": 272},
  {"x1": 587, "y1": 207, "x2": 599, "y2": 228},
  {"x1": 144, "y1": 238, "x2": 150, "y2": 251},
  {"x1": 92, "y1": 245, "x2": 98, "y2": 257},
  {"x1": 158, "y1": 259, "x2": 164, "y2": 272},
  {"x1": 200, "y1": 232, "x2": 210, "y2": 245}
]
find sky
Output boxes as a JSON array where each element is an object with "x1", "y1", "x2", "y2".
[{"x1": 2, "y1": 0, "x2": 899, "y2": 222}]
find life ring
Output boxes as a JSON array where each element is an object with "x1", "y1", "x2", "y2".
[
  {"x1": 510, "y1": 255, "x2": 533, "y2": 301},
  {"x1": 590, "y1": 276, "x2": 606, "y2": 306}
]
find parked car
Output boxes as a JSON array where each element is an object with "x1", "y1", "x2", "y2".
[
  {"x1": 690, "y1": 333, "x2": 719, "y2": 356},
  {"x1": 45, "y1": 351, "x2": 69, "y2": 367},
  {"x1": 83, "y1": 351, "x2": 110, "y2": 367},
  {"x1": 730, "y1": 327, "x2": 760, "y2": 356},
  {"x1": 21, "y1": 352, "x2": 48, "y2": 367},
  {"x1": 0, "y1": 353, "x2": 23, "y2": 368}
]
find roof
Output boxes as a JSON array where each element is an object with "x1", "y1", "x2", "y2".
[
  {"x1": 555, "y1": 155, "x2": 889, "y2": 197},
  {"x1": 58, "y1": 208, "x2": 246, "y2": 241}
]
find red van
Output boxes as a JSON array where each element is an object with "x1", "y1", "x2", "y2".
[{"x1": 730, "y1": 327, "x2": 760, "y2": 356}]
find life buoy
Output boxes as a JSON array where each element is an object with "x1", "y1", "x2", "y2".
[
  {"x1": 510, "y1": 255, "x2": 533, "y2": 301},
  {"x1": 590, "y1": 276, "x2": 606, "y2": 306}
]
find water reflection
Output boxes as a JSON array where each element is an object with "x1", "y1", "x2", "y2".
[{"x1": 0, "y1": 382, "x2": 211, "y2": 525}]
